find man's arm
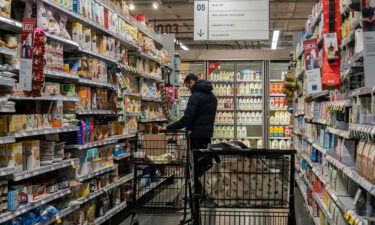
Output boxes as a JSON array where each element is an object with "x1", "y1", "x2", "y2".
[{"x1": 167, "y1": 94, "x2": 199, "y2": 130}]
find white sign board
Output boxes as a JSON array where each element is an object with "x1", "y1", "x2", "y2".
[
  {"x1": 19, "y1": 58, "x2": 32, "y2": 91},
  {"x1": 194, "y1": 0, "x2": 269, "y2": 41}
]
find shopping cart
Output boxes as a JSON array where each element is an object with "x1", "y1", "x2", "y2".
[
  {"x1": 191, "y1": 149, "x2": 297, "y2": 225},
  {"x1": 131, "y1": 130, "x2": 192, "y2": 224}
]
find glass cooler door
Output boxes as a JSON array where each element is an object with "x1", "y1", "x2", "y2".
[
  {"x1": 208, "y1": 62, "x2": 235, "y2": 143},
  {"x1": 236, "y1": 61, "x2": 264, "y2": 148}
]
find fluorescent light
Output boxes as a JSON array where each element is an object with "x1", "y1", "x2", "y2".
[
  {"x1": 179, "y1": 41, "x2": 189, "y2": 51},
  {"x1": 271, "y1": 30, "x2": 280, "y2": 49},
  {"x1": 129, "y1": 1, "x2": 135, "y2": 10},
  {"x1": 152, "y1": 1, "x2": 159, "y2": 9},
  {"x1": 180, "y1": 45, "x2": 189, "y2": 50}
]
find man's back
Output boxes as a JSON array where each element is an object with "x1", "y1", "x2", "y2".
[
  {"x1": 187, "y1": 80, "x2": 217, "y2": 138},
  {"x1": 167, "y1": 79, "x2": 217, "y2": 139}
]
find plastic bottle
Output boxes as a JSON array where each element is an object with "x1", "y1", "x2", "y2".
[
  {"x1": 270, "y1": 126, "x2": 274, "y2": 137},
  {"x1": 242, "y1": 126, "x2": 247, "y2": 137},
  {"x1": 279, "y1": 126, "x2": 285, "y2": 137},
  {"x1": 272, "y1": 140, "x2": 279, "y2": 149},
  {"x1": 250, "y1": 83, "x2": 255, "y2": 95},
  {"x1": 279, "y1": 140, "x2": 286, "y2": 149},
  {"x1": 257, "y1": 139, "x2": 262, "y2": 149},
  {"x1": 275, "y1": 112, "x2": 280, "y2": 124}
]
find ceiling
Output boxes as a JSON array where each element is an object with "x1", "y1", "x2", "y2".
[{"x1": 130, "y1": 0, "x2": 316, "y2": 50}]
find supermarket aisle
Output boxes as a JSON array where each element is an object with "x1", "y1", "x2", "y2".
[{"x1": 120, "y1": 189, "x2": 315, "y2": 225}]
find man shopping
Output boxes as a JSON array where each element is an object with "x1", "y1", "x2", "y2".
[{"x1": 167, "y1": 73, "x2": 217, "y2": 151}]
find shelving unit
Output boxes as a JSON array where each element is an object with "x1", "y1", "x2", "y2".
[
  {"x1": 0, "y1": 0, "x2": 174, "y2": 222},
  {"x1": 292, "y1": 0, "x2": 375, "y2": 224}
]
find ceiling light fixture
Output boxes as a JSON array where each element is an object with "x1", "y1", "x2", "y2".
[
  {"x1": 179, "y1": 41, "x2": 189, "y2": 51},
  {"x1": 271, "y1": 30, "x2": 280, "y2": 50},
  {"x1": 129, "y1": 1, "x2": 135, "y2": 10},
  {"x1": 152, "y1": 1, "x2": 160, "y2": 9}
]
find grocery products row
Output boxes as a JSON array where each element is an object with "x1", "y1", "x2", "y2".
[
  {"x1": 292, "y1": 0, "x2": 375, "y2": 224},
  {"x1": 0, "y1": 0, "x2": 179, "y2": 223}
]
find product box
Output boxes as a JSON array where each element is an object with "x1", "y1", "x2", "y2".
[
  {"x1": 22, "y1": 140, "x2": 40, "y2": 171},
  {"x1": 83, "y1": 27, "x2": 92, "y2": 50},
  {"x1": 4, "y1": 143, "x2": 23, "y2": 172},
  {"x1": 104, "y1": 9, "x2": 109, "y2": 30},
  {"x1": 0, "y1": 116, "x2": 8, "y2": 135},
  {"x1": 71, "y1": 22, "x2": 83, "y2": 47},
  {"x1": 98, "y1": 61, "x2": 107, "y2": 83},
  {"x1": 99, "y1": 36, "x2": 107, "y2": 55},
  {"x1": 52, "y1": 100, "x2": 63, "y2": 128},
  {"x1": 8, "y1": 115, "x2": 27, "y2": 132},
  {"x1": 27, "y1": 184, "x2": 47, "y2": 201},
  {"x1": 77, "y1": 86, "x2": 92, "y2": 110},
  {"x1": 90, "y1": 58, "x2": 99, "y2": 81},
  {"x1": 91, "y1": 32, "x2": 97, "y2": 52},
  {"x1": 78, "y1": 55, "x2": 90, "y2": 78}
]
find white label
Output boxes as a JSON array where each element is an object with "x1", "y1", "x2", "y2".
[
  {"x1": 194, "y1": 0, "x2": 269, "y2": 41},
  {"x1": 363, "y1": 31, "x2": 375, "y2": 87},
  {"x1": 19, "y1": 58, "x2": 32, "y2": 91},
  {"x1": 194, "y1": 0, "x2": 209, "y2": 41},
  {"x1": 306, "y1": 68, "x2": 322, "y2": 94}
]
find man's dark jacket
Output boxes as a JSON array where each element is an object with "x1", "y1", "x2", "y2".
[{"x1": 167, "y1": 80, "x2": 217, "y2": 138}]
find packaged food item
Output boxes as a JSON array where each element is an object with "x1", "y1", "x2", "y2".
[
  {"x1": 71, "y1": 22, "x2": 83, "y2": 47},
  {"x1": 22, "y1": 140, "x2": 40, "y2": 171},
  {"x1": 83, "y1": 27, "x2": 91, "y2": 50},
  {"x1": 0, "y1": 0, "x2": 12, "y2": 18}
]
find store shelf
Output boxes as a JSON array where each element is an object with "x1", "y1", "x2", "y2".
[
  {"x1": 237, "y1": 94, "x2": 263, "y2": 97},
  {"x1": 269, "y1": 137, "x2": 291, "y2": 140},
  {"x1": 348, "y1": 51, "x2": 364, "y2": 68},
  {"x1": 0, "y1": 46, "x2": 16, "y2": 56},
  {"x1": 326, "y1": 127, "x2": 351, "y2": 139},
  {"x1": 0, "y1": 136, "x2": 15, "y2": 144},
  {"x1": 78, "y1": 47, "x2": 117, "y2": 64},
  {"x1": 237, "y1": 80, "x2": 262, "y2": 83},
  {"x1": 270, "y1": 124, "x2": 291, "y2": 126},
  {"x1": 215, "y1": 123, "x2": 235, "y2": 126},
  {"x1": 0, "y1": 78, "x2": 15, "y2": 87},
  {"x1": 141, "y1": 96, "x2": 162, "y2": 102},
  {"x1": 95, "y1": 202, "x2": 128, "y2": 225},
  {"x1": 350, "y1": 87, "x2": 375, "y2": 97},
  {"x1": 327, "y1": 99, "x2": 352, "y2": 108},
  {"x1": 0, "y1": 16, "x2": 22, "y2": 32},
  {"x1": 306, "y1": 9, "x2": 323, "y2": 37},
  {"x1": 209, "y1": 80, "x2": 233, "y2": 83},
  {"x1": 237, "y1": 108, "x2": 262, "y2": 111},
  {"x1": 111, "y1": 133, "x2": 137, "y2": 140},
  {"x1": 307, "y1": 182, "x2": 335, "y2": 224},
  {"x1": 78, "y1": 78, "x2": 117, "y2": 90},
  {"x1": 114, "y1": 152, "x2": 132, "y2": 161},
  {"x1": 77, "y1": 164, "x2": 118, "y2": 182},
  {"x1": 34, "y1": 205, "x2": 80, "y2": 225},
  {"x1": 305, "y1": 117, "x2": 327, "y2": 125},
  {"x1": 41, "y1": 0, "x2": 140, "y2": 50},
  {"x1": 125, "y1": 112, "x2": 141, "y2": 117},
  {"x1": 142, "y1": 73, "x2": 164, "y2": 83},
  {"x1": 45, "y1": 32, "x2": 79, "y2": 49},
  {"x1": 217, "y1": 108, "x2": 235, "y2": 111},
  {"x1": 325, "y1": 155, "x2": 375, "y2": 196},
  {"x1": 270, "y1": 108, "x2": 288, "y2": 111},
  {"x1": 0, "y1": 167, "x2": 14, "y2": 177},
  {"x1": 9, "y1": 94, "x2": 79, "y2": 102},
  {"x1": 44, "y1": 69, "x2": 80, "y2": 80},
  {"x1": 0, "y1": 188, "x2": 72, "y2": 224},
  {"x1": 78, "y1": 173, "x2": 133, "y2": 204},
  {"x1": 13, "y1": 158, "x2": 80, "y2": 181},
  {"x1": 237, "y1": 136, "x2": 262, "y2": 139},
  {"x1": 270, "y1": 80, "x2": 284, "y2": 83},
  {"x1": 139, "y1": 118, "x2": 168, "y2": 123},
  {"x1": 270, "y1": 94, "x2": 286, "y2": 97},
  {"x1": 238, "y1": 123, "x2": 262, "y2": 126},
  {"x1": 65, "y1": 138, "x2": 118, "y2": 150},
  {"x1": 10, "y1": 126, "x2": 79, "y2": 138},
  {"x1": 76, "y1": 109, "x2": 117, "y2": 115},
  {"x1": 135, "y1": 52, "x2": 163, "y2": 65},
  {"x1": 124, "y1": 92, "x2": 141, "y2": 97}
]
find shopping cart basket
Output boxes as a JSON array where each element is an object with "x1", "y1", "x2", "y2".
[
  {"x1": 132, "y1": 130, "x2": 191, "y2": 219},
  {"x1": 192, "y1": 149, "x2": 296, "y2": 225}
]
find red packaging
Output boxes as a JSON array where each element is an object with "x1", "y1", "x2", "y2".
[
  {"x1": 284, "y1": 127, "x2": 290, "y2": 137},
  {"x1": 104, "y1": 9, "x2": 109, "y2": 29}
]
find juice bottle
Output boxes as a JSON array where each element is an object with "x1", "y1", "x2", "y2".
[
  {"x1": 279, "y1": 126, "x2": 285, "y2": 137},
  {"x1": 279, "y1": 140, "x2": 286, "y2": 149},
  {"x1": 270, "y1": 126, "x2": 274, "y2": 137},
  {"x1": 270, "y1": 97, "x2": 275, "y2": 109},
  {"x1": 272, "y1": 140, "x2": 279, "y2": 149},
  {"x1": 250, "y1": 83, "x2": 255, "y2": 95},
  {"x1": 257, "y1": 139, "x2": 262, "y2": 148}
]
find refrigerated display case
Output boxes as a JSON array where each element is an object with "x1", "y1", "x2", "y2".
[
  {"x1": 176, "y1": 60, "x2": 292, "y2": 149},
  {"x1": 268, "y1": 61, "x2": 293, "y2": 149}
]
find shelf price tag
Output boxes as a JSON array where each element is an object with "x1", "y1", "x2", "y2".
[
  {"x1": 71, "y1": 161, "x2": 77, "y2": 169},
  {"x1": 344, "y1": 212, "x2": 350, "y2": 220},
  {"x1": 55, "y1": 214, "x2": 62, "y2": 223}
]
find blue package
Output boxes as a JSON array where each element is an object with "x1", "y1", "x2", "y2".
[
  {"x1": 73, "y1": 0, "x2": 80, "y2": 14},
  {"x1": 8, "y1": 190, "x2": 19, "y2": 211},
  {"x1": 301, "y1": 159, "x2": 307, "y2": 170},
  {"x1": 36, "y1": 206, "x2": 60, "y2": 223}
]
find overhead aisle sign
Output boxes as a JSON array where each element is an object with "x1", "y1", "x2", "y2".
[{"x1": 194, "y1": 0, "x2": 269, "y2": 41}]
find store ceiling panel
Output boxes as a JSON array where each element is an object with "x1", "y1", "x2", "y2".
[{"x1": 131, "y1": 0, "x2": 316, "y2": 50}]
